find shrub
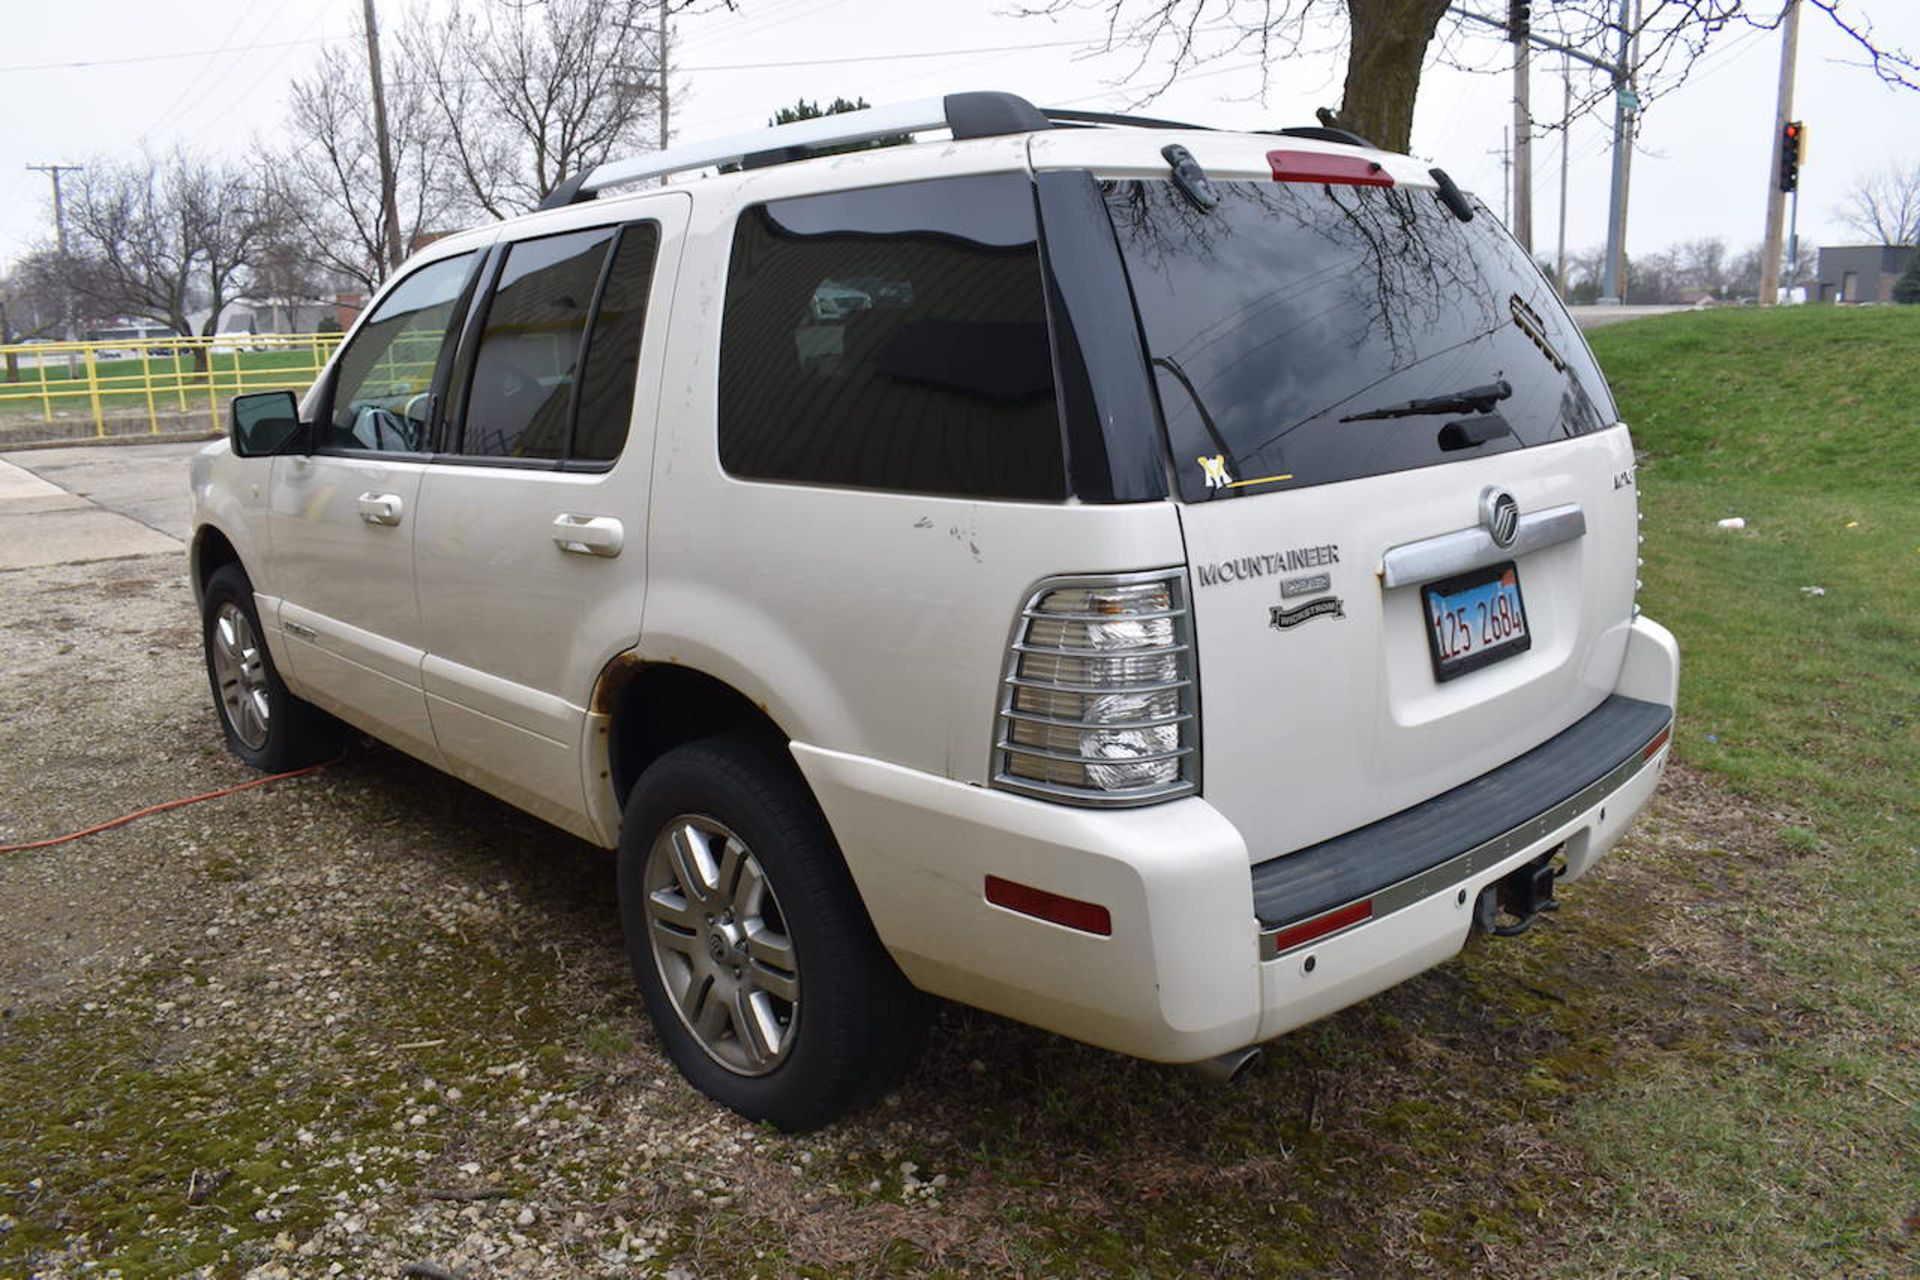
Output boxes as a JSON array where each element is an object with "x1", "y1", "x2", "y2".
[{"x1": 1892, "y1": 253, "x2": 1920, "y2": 305}]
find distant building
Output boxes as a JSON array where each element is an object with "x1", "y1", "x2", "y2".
[
  {"x1": 190, "y1": 298, "x2": 338, "y2": 336},
  {"x1": 1815, "y1": 245, "x2": 1918, "y2": 304}
]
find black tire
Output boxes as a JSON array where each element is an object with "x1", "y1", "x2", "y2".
[
  {"x1": 200, "y1": 564, "x2": 345, "y2": 772},
  {"x1": 617, "y1": 733, "x2": 926, "y2": 1131}
]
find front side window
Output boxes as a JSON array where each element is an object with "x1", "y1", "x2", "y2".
[
  {"x1": 1104, "y1": 179, "x2": 1618, "y2": 501},
  {"x1": 324, "y1": 253, "x2": 476, "y2": 453},
  {"x1": 718, "y1": 174, "x2": 1065, "y2": 500}
]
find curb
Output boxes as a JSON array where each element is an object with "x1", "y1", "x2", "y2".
[{"x1": 0, "y1": 430, "x2": 222, "y2": 453}]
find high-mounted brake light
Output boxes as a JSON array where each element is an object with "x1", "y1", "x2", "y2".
[{"x1": 1267, "y1": 150, "x2": 1395, "y2": 188}]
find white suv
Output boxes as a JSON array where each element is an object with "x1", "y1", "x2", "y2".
[{"x1": 190, "y1": 92, "x2": 1678, "y2": 1130}]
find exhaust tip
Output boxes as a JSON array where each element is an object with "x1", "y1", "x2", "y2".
[{"x1": 1187, "y1": 1045, "x2": 1262, "y2": 1086}]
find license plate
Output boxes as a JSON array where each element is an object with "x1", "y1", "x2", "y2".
[{"x1": 1421, "y1": 561, "x2": 1531, "y2": 682}]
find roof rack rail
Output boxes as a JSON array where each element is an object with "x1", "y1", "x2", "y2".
[
  {"x1": 1041, "y1": 107, "x2": 1210, "y2": 131},
  {"x1": 539, "y1": 91, "x2": 1051, "y2": 209},
  {"x1": 1269, "y1": 124, "x2": 1377, "y2": 149}
]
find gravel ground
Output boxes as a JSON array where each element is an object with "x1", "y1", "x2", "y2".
[
  {"x1": 0, "y1": 553, "x2": 1012, "y2": 1277},
  {"x1": 0, "y1": 549, "x2": 1842, "y2": 1278}
]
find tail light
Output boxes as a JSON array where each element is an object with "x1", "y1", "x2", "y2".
[{"x1": 994, "y1": 570, "x2": 1198, "y2": 806}]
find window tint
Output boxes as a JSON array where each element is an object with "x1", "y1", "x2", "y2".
[
  {"x1": 718, "y1": 174, "x2": 1065, "y2": 500},
  {"x1": 325, "y1": 253, "x2": 475, "y2": 453},
  {"x1": 460, "y1": 228, "x2": 614, "y2": 460},
  {"x1": 572, "y1": 224, "x2": 660, "y2": 462},
  {"x1": 1104, "y1": 180, "x2": 1618, "y2": 501}
]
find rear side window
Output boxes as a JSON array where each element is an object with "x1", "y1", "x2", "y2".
[
  {"x1": 458, "y1": 222, "x2": 658, "y2": 465},
  {"x1": 1104, "y1": 179, "x2": 1618, "y2": 501},
  {"x1": 718, "y1": 174, "x2": 1065, "y2": 500}
]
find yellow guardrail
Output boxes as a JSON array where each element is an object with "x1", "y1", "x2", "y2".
[{"x1": 0, "y1": 333, "x2": 345, "y2": 439}]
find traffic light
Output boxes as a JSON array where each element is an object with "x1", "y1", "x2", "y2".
[
  {"x1": 1508, "y1": 0, "x2": 1531, "y2": 42},
  {"x1": 1778, "y1": 120, "x2": 1804, "y2": 193}
]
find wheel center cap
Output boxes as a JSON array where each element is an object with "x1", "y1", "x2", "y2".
[{"x1": 706, "y1": 932, "x2": 728, "y2": 962}]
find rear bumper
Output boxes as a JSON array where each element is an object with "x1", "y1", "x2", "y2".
[{"x1": 796, "y1": 615, "x2": 1678, "y2": 1063}]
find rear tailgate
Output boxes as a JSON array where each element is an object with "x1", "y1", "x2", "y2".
[
  {"x1": 1178, "y1": 433, "x2": 1639, "y2": 856},
  {"x1": 1035, "y1": 130, "x2": 1642, "y2": 858}
]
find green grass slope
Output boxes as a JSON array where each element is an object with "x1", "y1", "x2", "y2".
[{"x1": 1562, "y1": 305, "x2": 1919, "y2": 1273}]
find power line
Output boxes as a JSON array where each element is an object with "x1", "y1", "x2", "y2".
[{"x1": 0, "y1": 34, "x2": 338, "y2": 76}]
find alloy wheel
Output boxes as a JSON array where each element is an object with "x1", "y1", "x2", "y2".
[{"x1": 643, "y1": 814, "x2": 800, "y2": 1076}]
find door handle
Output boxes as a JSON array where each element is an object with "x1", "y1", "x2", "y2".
[
  {"x1": 552, "y1": 513, "x2": 624, "y2": 558},
  {"x1": 356, "y1": 492, "x2": 404, "y2": 526}
]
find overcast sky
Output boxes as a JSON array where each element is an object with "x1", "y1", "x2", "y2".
[{"x1": 2, "y1": 0, "x2": 1916, "y2": 276}]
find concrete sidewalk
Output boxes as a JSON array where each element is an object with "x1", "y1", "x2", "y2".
[{"x1": 0, "y1": 446, "x2": 187, "y2": 570}]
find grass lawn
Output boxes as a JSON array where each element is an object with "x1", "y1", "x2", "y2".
[{"x1": 1558, "y1": 304, "x2": 1919, "y2": 1272}]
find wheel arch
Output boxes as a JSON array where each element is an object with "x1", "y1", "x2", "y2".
[
  {"x1": 592, "y1": 656, "x2": 795, "y2": 817},
  {"x1": 190, "y1": 523, "x2": 247, "y2": 607}
]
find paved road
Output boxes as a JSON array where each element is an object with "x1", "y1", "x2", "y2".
[
  {"x1": 1568, "y1": 304, "x2": 1697, "y2": 329},
  {"x1": 0, "y1": 440, "x2": 201, "y2": 570}
]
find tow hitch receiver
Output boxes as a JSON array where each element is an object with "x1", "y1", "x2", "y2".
[{"x1": 1473, "y1": 847, "x2": 1563, "y2": 938}]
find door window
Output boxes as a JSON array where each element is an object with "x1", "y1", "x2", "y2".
[
  {"x1": 324, "y1": 253, "x2": 477, "y2": 453},
  {"x1": 572, "y1": 225, "x2": 661, "y2": 463},
  {"x1": 459, "y1": 228, "x2": 612, "y2": 460},
  {"x1": 456, "y1": 222, "x2": 659, "y2": 466}
]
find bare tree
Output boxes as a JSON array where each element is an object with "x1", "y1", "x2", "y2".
[
  {"x1": 1835, "y1": 161, "x2": 1920, "y2": 245},
  {"x1": 1, "y1": 252, "x2": 70, "y2": 383},
  {"x1": 58, "y1": 152, "x2": 278, "y2": 369},
  {"x1": 1673, "y1": 237, "x2": 1729, "y2": 297},
  {"x1": 403, "y1": 0, "x2": 663, "y2": 218},
  {"x1": 1014, "y1": 1, "x2": 1919, "y2": 155},
  {"x1": 269, "y1": 29, "x2": 449, "y2": 295}
]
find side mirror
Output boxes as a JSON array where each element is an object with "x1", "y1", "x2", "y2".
[{"x1": 230, "y1": 391, "x2": 305, "y2": 457}]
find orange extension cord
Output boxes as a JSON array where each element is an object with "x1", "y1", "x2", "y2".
[{"x1": 0, "y1": 757, "x2": 339, "y2": 853}]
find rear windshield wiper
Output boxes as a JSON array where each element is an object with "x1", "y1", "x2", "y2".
[{"x1": 1339, "y1": 379, "x2": 1512, "y2": 422}]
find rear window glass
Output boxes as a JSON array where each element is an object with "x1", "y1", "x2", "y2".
[
  {"x1": 1104, "y1": 179, "x2": 1617, "y2": 501},
  {"x1": 718, "y1": 174, "x2": 1065, "y2": 500}
]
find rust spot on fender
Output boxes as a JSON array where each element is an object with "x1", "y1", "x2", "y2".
[{"x1": 589, "y1": 651, "x2": 650, "y2": 715}]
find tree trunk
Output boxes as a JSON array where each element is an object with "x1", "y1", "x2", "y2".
[
  {"x1": 1337, "y1": 0, "x2": 1453, "y2": 154},
  {"x1": 188, "y1": 313, "x2": 211, "y2": 374}
]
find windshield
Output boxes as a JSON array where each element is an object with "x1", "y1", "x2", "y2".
[{"x1": 1103, "y1": 178, "x2": 1617, "y2": 501}]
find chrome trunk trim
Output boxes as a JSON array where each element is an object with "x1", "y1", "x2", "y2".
[{"x1": 1380, "y1": 502, "x2": 1586, "y2": 589}]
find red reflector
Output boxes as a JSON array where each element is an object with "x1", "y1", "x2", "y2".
[
  {"x1": 984, "y1": 875, "x2": 1112, "y2": 936},
  {"x1": 1269, "y1": 899, "x2": 1373, "y2": 952},
  {"x1": 1641, "y1": 725, "x2": 1673, "y2": 760},
  {"x1": 1267, "y1": 149, "x2": 1395, "y2": 188}
]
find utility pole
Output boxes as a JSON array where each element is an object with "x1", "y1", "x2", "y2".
[
  {"x1": 1556, "y1": 56, "x2": 1571, "y2": 299},
  {"x1": 1758, "y1": 0, "x2": 1802, "y2": 305},
  {"x1": 1510, "y1": 0, "x2": 1534, "y2": 252},
  {"x1": 658, "y1": 0, "x2": 671, "y2": 153},
  {"x1": 1614, "y1": 0, "x2": 1642, "y2": 300},
  {"x1": 1489, "y1": 129, "x2": 1512, "y2": 224},
  {"x1": 362, "y1": 0, "x2": 404, "y2": 275},
  {"x1": 27, "y1": 162, "x2": 83, "y2": 372},
  {"x1": 1600, "y1": 0, "x2": 1634, "y2": 303}
]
